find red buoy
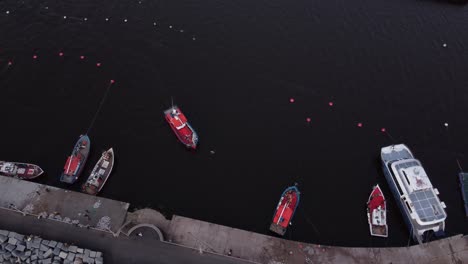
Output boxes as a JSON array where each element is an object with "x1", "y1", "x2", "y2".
[
  {"x1": 110, "y1": 80, "x2": 115, "y2": 84},
  {"x1": 59, "y1": 52, "x2": 64, "y2": 57},
  {"x1": 80, "y1": 55, "x2": 85, "y2": 60},
  {"x1": 306, "y1": 117, "x2": 311, "y2": 123},
  {"x1": 33, "y1": 55, "x2": 37, "y2": 59},
  {"x1": 381, "y1": 128, "x2": 386, "y2": 132},
  {"x1": 357, "y1": 122, "x2": 363, "y2": 127},
  {"x1": 289, "y1": 98, "x2": 295, "y2": 103},
  {"x1": 328, "y1": 101, "x2": 334, "y2": 106},
  {"x1": 7, "y1": 61, "x2": 12, "y2": 66},
  {"x1": 96, "y1": 62, "x2": 101, "y2": 67}
]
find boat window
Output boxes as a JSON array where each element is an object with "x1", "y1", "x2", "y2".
[
  {"x1": 405, "y1": 201, "x2": 413, "y2": 213},
  {"x1": 402, "y1": 170, "x2": 411, "y2": 185}
]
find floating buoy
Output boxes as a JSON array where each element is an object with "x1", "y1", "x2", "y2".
[
  {"x1": 153, "y1": 22, "x2": 157, "y2": 26},
  {"x1": 124, "y1": 19, "x2": 128, "y2": 23},
  {"x1": 105, "y1": 18, "x2": 109, "y2": 21},
  {"x1": 45, "y1": 7, "x2": 48, "y2": 10},
  {"x1": 59, "y1": 52, "x2": 64, "y2": 57},
  {"x1": 169, "y1": 25, "x2": 173, "y2": 29},
  {"x1": 63, "y1": 16, "x2": 67, "y2": 19},
  {"x1": 328, "y1": 102, "x2": 334, "y2": 107},
  {"x1": 33, "y1": 55, "x2": 38, "y2": 59},
  {"x1": 306, "y1": 117, "x2": 311, "y2": 123},
  {"x1": 6, "y1": 11, "x2": 10, "y2": 14},
  {"x1": 96, "y1": 62, "x2": 101, "y2": 67},
  {"x1": 289, "y1": 98, "x2": 295, "y2": 103},
  {"x1": 80, "y1": 55, "x2": 85, "y2": 60},
  {"x1": 84, "y1": 18, "x2": 88, "y2": 21},
  {"x1": 8, "y1": 61, "x2": 12, "y2": 66},
  {"x1": 381, "y1": 128, "x2": 386, "y2": 132},
  {"x1": 192, "y1": 37, "x2": 196, "y2": 40},
  {"x1": 180, "y1": 29, "x2": 184, "y2": 33},
  {"x1": 110, "y1": 80, "x2": 115, "y2": 84},
  {"x1": 444, "y1": 123, "x2": 448, "y2": 127},
  {"x1": 443, "y1": 43, "x2": 447, "y2": 48},
  {"x1": 357, "y1": 122, "x2": 363, "y2": 127}
]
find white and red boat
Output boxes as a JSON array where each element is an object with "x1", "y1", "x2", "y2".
[
  {"x1": 270, "y1": 185, "x2": 300, "y2": 236},
  {"x1": 367, "y1": 184, "x2": 388, "y2": 237},
  {"x1": 164, "y1": 105, "x2": 198, "y2": 149},
  {"x1": 82, "y1": 148, "x2": 114, "y2": 195},
  {"x1": 0, "y1": 161, "x2": 43, "y2": 180}
]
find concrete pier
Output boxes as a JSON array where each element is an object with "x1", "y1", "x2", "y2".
[
  {"x1": 1, "y1": 175, "x2": 467, "y2": 263},
  {"x1": 0, "y1": 176, "x2": 129, "y2": 233}
]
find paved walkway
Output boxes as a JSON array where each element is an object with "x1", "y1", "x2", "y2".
[{"x1": 0, "y1": 209, "x2": 252, "y2": 264}]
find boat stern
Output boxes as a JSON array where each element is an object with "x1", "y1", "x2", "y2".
[
  {"x1": 60, "y1": 173, "x2": 76, "y2": 184},
  {"x1": 269, "y1": 223, "x2": 286, "y2": 236}
]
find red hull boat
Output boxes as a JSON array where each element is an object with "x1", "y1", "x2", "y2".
[
  {"x1": 270, "y1": 185, "x2": 300, "y2": 236},
  {"x1": 164, "y1": 105, "x2": 198, "y2": 149},
  {"x1": 367, "y1": 184, "x2": 388, "y2": 237}
]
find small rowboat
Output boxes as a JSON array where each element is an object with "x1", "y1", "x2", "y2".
[{"x1": 367, "y1": 184, "x2": 388, "y2": 237}]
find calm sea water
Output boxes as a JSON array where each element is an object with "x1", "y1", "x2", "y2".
[{"x1": 1, "y1": 0, "x2": 468, "y2": 247}]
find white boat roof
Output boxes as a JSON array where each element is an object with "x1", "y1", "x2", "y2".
[{"x1": 390, "y1": 158, "x2": 446, "y2": 224}]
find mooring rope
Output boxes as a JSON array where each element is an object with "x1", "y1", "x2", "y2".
[{"x1": 86, "y1": 80, "x2": 114, "y2": 135}]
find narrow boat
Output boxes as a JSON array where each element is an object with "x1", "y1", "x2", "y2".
[
  {"x1": 458, "y1": 172, "x2": 468, "y2": 218},
  {"x1": 270, "y1": 184, "x2": 300, "y2": 236},
  {"x1": 367, "y1": 184, "x2": 388, "y2": 237},
  {"x1": 0, "y1": 161, "x2": 43, "y2": 180},
  {"x1": 60, "y1": 135, "x2": 91, "y2": 184},
  {"x1": 82, "y1": 148, "x2": 114, "y2": 195},
  {"x1": 164, "y1": 105, "x2": 198, "y2": 149}
]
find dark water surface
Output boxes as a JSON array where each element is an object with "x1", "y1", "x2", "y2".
[{"x1": 1, "y1": 0, "x2": 468, "y2": 247}]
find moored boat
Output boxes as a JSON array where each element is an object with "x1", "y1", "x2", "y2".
[
  {"x1": 367, "y1": 184, "x2": 388, "y2": 237},
  {"x1": 60, "y1": 135, "x2": 91, "y2": 184},
  {"x1": 0, "y1": 161, "x2": 43, "y2": 180},
  {"x1": 164, "y1": 105, "x2": 198, "y2": 149},
  {"x1": 381, "y1": 144, "x2": 447, "y2": 244},
  {"x1": 270, "y1": 184, "x2": 300, "y2": 236},
  {"x1": 82, "y1": 148, "x2": 114, "y2": 195},
  {"x1": 458, "y1": 172, "x2": 468, "y2": 218}
]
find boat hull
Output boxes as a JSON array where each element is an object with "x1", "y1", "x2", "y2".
[
  {"x1": 270, "y1": 185, "x2": 300, "y2": 236},
  {"x1": 60, "y1": 135, "x2": 91, "y2": 184},
  {"x1": 0, "y1": 161, "x2": 43, "y2": 180},
  {"x1": 82, "y1": 148, "x2": 114, "y2": 195},
  {"x1": 459, "y1": 172, "x2": 468, "y2": 218},
  {"x1": 164, "y1": 106, "x2": 198, "y2": 149},
  {"x1": 367, "y1": 185, "x2": 388, "y2": 238},
  {"x1": 381, "y1": 144, "x2": 446, "y2": 244}
]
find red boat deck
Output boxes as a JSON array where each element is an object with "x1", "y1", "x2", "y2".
[{"x1": 164, "y1": 106, "x2": 197, "y2": 149}]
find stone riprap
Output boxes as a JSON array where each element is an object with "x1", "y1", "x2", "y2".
[{"x1": 0, "y1": 229, "x2": 103, "y2": 264}]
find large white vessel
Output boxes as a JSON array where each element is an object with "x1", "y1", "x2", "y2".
[{"x1": 381, "y1": 144, "x2": 446, "y2": 244}]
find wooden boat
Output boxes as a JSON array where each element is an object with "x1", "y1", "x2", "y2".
[
  {"x1": 82, "y1": 148, "x2": 114, "y2": 195},
  {"x1": 270, "y1": 184, "x2": 300, "y2": 236},
  {"x1": 0, "y1": 161, "x2": 43, "y2": 179},
  {"x1": 367, "y1": 184, "x2": 388, "y2": 237}
]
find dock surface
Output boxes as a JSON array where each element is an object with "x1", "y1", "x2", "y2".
[{"x1": 0, "y1": 176, "x2": 129, "y2": 232}]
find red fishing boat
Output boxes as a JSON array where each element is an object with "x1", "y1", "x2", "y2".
[
  {"x1": 367, "y1": 184, "x2": 388, "y2": 237},
  {"x1": 164, "y1": 105, "x2": 198, "y2": 149},
  {"x1": 270, "y1": 185, "x2": 300, "y2": 236}
]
